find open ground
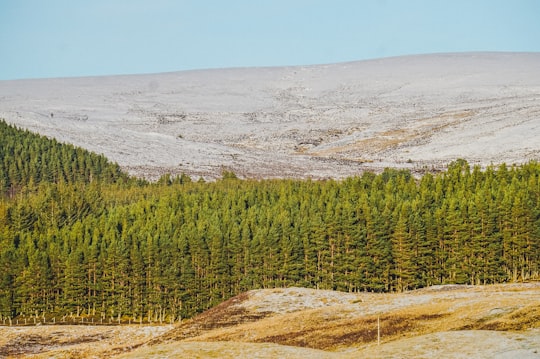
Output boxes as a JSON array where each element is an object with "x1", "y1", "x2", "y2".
[{"x1": 0, "y1": 284, "x2": 539, "y2": 358}]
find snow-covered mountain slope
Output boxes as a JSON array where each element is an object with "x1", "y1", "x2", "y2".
[{"x1": 1, "y1": 52, "x2": 539, "y2": 180}]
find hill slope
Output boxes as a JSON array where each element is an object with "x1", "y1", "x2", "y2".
[
  {"x1": 141, "y1": 284, "x2": 540, "y2": 354},
  {"x1": 1, "y1": 52, "x2": 539, "y2": 180},
  {"x1": 2, "y1": 284, "x2": 537, "y2": 358}
]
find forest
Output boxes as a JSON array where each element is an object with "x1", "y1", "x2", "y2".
[{"x1": 0, "y1": 119, "x2": 539, "y2": 323}]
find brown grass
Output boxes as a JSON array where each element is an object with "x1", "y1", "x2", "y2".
[
  {"x1": 0, "y1": 325, "x2": 172, "y2": 358},
  {"x1": 252, "y1": 312, "x2": 447, "y2": 350},
  {"x1": 310, "y1": 109, "x2": 476, "y2": 159},
  {"x1": 312, "y1": 129, "x2": 411, "y2": 157},
  {"x1": 154, "y1": 291, "x2": 271, "y2": 344},
  {"x1": 458, "y1": 303, "x2": 540, "y2": 331},
  {"x1": 1, "y1": 283, "x2": 539, "y2": 358},
  {"x1": 162, "y1": 284, "x2": 540, "y2": 352}
]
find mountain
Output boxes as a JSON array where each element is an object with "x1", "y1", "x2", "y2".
[{"x1": 1, "y1": 52, "x2": 539, "y2": 180}]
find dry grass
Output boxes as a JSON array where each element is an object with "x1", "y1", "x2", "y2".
[
  {"x1": 355, "y1": 330, "x2": 540, "y2": 359},
  {"x1": 153, "y1": 292, "x2": 271, "y2": 344},
  {"x1": 181, "y1": 299, "x2": 456, "y2": 351},
  {"x1": 311, "y1": 129, "x2": 412, "y2": 157},
  {"x1": 128, "y1": 283, "x2": 540, "y2": 358},
  {"x1": 116, "y1": 341, "x2": 338, "y2": 359},
  {"x1": 459, "y1": 303, "x2": 540, "y2": 331},
  {"x1": 311, "y1": 109, "x2": 476, "y2": 160},
  {"x1": 0, "y1": 325, "x2": 173, "y2": 358},
  {"x1": 1, "y1": 283, "x2": 539, "y2": 358},
  {"x1": 147, "y1": 283, "x2": 540, "y2": 357}
]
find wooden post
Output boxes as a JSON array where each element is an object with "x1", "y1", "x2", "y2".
[{"x1": 377, "y1": 315, "x2": 380, "y2": 346}]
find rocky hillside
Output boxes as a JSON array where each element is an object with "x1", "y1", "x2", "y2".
[{"x1": 1, "y1": 52, "x2": 539, "y2": 180}]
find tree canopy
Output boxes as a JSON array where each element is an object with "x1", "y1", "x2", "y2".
[{"x1": 0, "y1": 120, "x2": 539, "y2": 322}]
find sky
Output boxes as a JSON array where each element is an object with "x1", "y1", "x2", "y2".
[{"x1": 1, "y1": 0, "x2": 539, "y2": 80}]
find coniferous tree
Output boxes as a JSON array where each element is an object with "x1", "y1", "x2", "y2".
[{"x1": 2, "y1": 119, "x2": 540, "y2": 320}]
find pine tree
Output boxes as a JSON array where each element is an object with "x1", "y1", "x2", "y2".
[{"x1": 391, "y1": 203, "x2": 415, "y2": 291}]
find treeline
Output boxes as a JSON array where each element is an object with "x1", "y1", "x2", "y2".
[
  {"x1": 0, "y1": 119, "x2": 128, "y2": 195},
  {"x1": 0, "y1": 120, "x2": 539, "y2": 322}
]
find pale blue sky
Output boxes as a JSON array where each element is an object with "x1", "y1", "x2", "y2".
[{"x1": 1, "y1": 0, "x2": 539, "y2": 80}]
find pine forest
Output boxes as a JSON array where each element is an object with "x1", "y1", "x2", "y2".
[{"x1": 0, "y1": 119, "x2": 539, "y2": 323}]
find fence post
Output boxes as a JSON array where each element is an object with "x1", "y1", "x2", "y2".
[{"x1": 377, "y1": 315, "x2": 380, "y2": 346}]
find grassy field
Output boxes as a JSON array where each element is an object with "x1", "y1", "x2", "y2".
[{"x1": 1, "y1": 283, "x2": 539, "y2": 358}]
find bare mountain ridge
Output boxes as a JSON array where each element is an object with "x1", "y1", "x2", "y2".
[{"x1": 1, "y1": 52, "x2": 539, "y2": 180}]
